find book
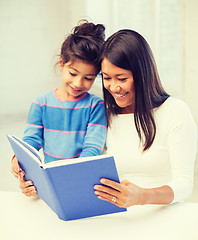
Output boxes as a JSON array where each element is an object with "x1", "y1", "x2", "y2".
[{"x1": 7, "y1": 135, "x2": 127, "y2": 221}]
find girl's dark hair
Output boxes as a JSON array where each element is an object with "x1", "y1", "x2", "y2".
[
  {"x1": 60, "y1": 20, "x2": 105, "y2": 74},
  {"x1": 102, "y1": 29, "x2": 170, "y2": 151}
]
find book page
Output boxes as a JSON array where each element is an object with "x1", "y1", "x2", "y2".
[
  {"x1": 9, "y1": 135, "x2": 44, "y2": 165},
  {"x1": 44, "y1": 154, "x2": 113, "y2": 169}
]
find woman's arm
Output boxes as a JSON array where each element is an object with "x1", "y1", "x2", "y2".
[
  {"x1": 94, "y1": 100, "x2": 197, "y2": 207},
  {"x1": 94, "y1": 178, "x2": 174, "y2": 208},
  {"x1": 165, "y1": 100, "x2": 197, "y2": 203}
]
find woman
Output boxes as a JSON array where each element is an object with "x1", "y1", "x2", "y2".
[{"x1": 94, "y1": 29, "x2": 197, "y2": 208}]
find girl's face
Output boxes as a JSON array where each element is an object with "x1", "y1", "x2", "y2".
[
  {"x1": 101, "y1": 57, "x2": 135, "y2": 114},
  {"x1": 58, "y1": 59, "x2": 97, "y2": 100}
]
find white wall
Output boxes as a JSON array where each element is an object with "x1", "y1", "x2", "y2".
[
  {"x1": 1, "y1": 0, "x2": 197, "y2": 119},
  {"x1": 183, "y1": 0, "x2": 198, "y2": 172},
  {"x1": 0, "y1": 0, "x2": 86, "y2": 119},
  {"x1": 0, "y1": 0, "x2": 88, "y2": 191},
  {"x1": 0, "y1": 0, "x2": 198, "y2": 192},
  {"x1": 85, "y1": 0, "x2": 198, "y2": 173}
]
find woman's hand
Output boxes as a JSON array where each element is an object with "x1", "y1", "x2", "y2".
[{"x1": 94, "y1": 178, "x2": 145, "y2": 208}]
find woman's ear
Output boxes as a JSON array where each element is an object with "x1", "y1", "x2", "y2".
[{"x1": 59, "y1": 57, "x2": 64, "y2": 71}]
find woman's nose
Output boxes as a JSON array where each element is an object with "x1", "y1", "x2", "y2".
[{"x1": 110, "y1": 82, "x2": 120, "y2": 92}]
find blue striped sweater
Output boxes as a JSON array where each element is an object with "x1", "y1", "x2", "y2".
[{"x1": 23, "y1": 89, "x2": 107, "y2": 163}]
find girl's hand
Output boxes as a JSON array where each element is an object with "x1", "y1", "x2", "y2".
[
  {"x1": 19, "y1": 171, "x2": 37, "y2": 197},
  {"x1": 11, "y1": 156, "x2": 37, "y2": 197},
  {"x1": 11, "y1": 156, "x2": 21, "y2": 179},
  {"x1": 94, "y1": 178, "x2": 145, "y2": 208}
]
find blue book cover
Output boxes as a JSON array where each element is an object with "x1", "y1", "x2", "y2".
[{"x1": 7, "y1": 135, "x2": 127, "y2": 221}]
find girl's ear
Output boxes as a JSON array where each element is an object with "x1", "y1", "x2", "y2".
[{"x1": 59, "y1": 57, "x2": 64, "y2": 71}]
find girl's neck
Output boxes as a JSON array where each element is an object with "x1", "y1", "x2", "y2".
[
  {"x1": 55, "y1": 87, "x2": 69, "y2": 101},
  {"x1": 54, "y1": 88, "x2": 87, "y2": 102}
]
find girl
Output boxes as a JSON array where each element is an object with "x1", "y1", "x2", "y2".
[
  {"x1": 11, "y1": 20, "x2": 107, "y2": 196},
  {"x1": 94, "y1": 29, "x2": 197, "y2": 207}
]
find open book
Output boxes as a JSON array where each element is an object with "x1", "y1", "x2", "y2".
[{"x1": 7, "y1": 135, "x2": 126, "y2": 221}]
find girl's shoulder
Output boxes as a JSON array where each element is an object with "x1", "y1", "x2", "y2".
[
  {"x1": 33, "y1": 90, "x2": 54, "y2": 104},
  {"x1": 33, "y1": 91, "x2": 104, "y2": 107},
  {"x1": 83, "y1": 92, "x2": 104, "y2": 105}
]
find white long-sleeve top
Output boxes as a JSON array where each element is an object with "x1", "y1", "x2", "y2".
[{"x1": 106, "y1": 97, "x2": 197, "y2": 203}]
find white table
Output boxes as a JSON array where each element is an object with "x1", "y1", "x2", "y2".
[{"x1": 0, "y1": 191, "x2": 197, "y2": 240}]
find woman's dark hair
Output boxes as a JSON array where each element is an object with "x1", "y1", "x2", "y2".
[
  {"x1": 101, "y1": 29, "x2": 170, "y2": 151},
  {"x1": 60, "y1": 20, "x2": 105, "y2": 74}
]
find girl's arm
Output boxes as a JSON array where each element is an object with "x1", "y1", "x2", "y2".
[
  {"x1": 11, "y1": 156, "x2": 21, "y2": 179},
  {"x1": 80, "y1": 99, "x2": 107, "y2": 157},
  {"x1": 23, "y1": 98, "x2": 44, "y2": 150},
  {"x1": 11, "y1": 156, "x2": 37, "y2": 197},
  {"x1": 18, "y1": 171, "x2": 37, "y2": 197},
  {"x1": 11, "y1": 97, "x2": 43, "y2": 196}
]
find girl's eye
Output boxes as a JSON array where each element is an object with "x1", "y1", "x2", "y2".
[
  {"x1": 118, "y1": 78, "x2": 127, "y2": 81},
  {"x1": 69, "y1": 72, "x2": 77, "y2": 77}
]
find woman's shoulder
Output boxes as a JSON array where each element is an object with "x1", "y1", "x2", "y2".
[
  {"x1": 157, "y1": 96, "x2": 192, "y2": 116},
  {"x1": 156, "y1": 97, "x2": 196, "y2": 129}
]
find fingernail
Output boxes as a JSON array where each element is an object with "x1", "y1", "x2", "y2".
[{"x1": 100, "y1": 179, "x2": 105, "y2": 183}]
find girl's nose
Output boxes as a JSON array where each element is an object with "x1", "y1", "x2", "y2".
[{"x1": 73, "y1": 77, "x2": 83, "y2": 88}]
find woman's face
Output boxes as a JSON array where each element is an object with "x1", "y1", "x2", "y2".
[{"x1": 101, "y1": 57, "x2": 135, "y2": 114}]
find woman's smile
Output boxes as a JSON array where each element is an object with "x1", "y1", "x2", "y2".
[
  {"x1": 101, "y1": 57, "x2": 135, "y2": 113},
  {"x1": 113, "y1": 92, "x2": 129, "y2": 99}
]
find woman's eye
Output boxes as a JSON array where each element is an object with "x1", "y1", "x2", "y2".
[
  {"x1": 85, "y1": 77, "x2": 94, "y2": 81},
  {"x1": 69, "y1": 72, "x2": 77, "y2": 77},
  {"x1": 103, "y1": 77, "x2": 111, "y2": 80}
]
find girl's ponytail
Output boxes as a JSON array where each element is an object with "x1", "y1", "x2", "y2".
[
  {"x1": 60, "y1": 20, "x2": 105, "y2": 73},
  {"x1": 73, "y1": 20, "x2": 105, "y2": 43}
]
